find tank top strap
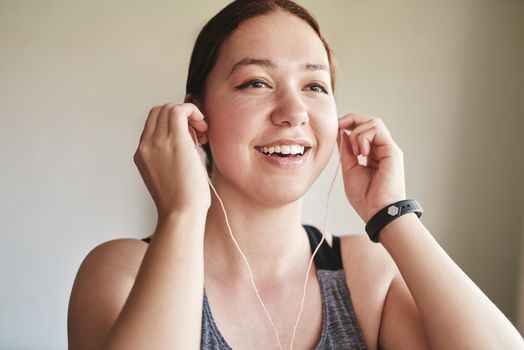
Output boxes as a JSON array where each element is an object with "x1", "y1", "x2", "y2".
[
  {"x1": 141, "y1": 226, "x2": 343, "y2": 271},
  {"x1": 303, "y1": 225, "x2": 343, "y2": 271}
]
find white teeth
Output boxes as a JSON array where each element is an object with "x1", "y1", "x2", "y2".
[{"x1": 259, "y1": 145, "x2": 306, "y2": 156}]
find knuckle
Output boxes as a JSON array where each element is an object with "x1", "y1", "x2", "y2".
[
  {"x1": 133, "y1": 149, "x2": 144, "y2": 164},
  {"x1": 160, "y1": 103, "x2": 176, "y2": 114},
  {"x1": 391, "y1": 144, "x2": 403, "y2": 156},
  {"x1": 136, "y1": 143, "x2": 150, "y2": 156},
  {"x1": 172, "y1": 104, "x2": 183, "y2": 114},
  {"x1": 147, "y1": 106, "x2": 161, "y2": 118}
]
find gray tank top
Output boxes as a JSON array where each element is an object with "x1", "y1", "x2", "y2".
[{"x1": 200, "y1": 225, "x2": 367, "y2": 349}]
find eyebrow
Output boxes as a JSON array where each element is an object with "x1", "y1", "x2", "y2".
[
  {"x1": 303, "y1": 63, "x2": 329, "y2": 72},
  {"x1": 227, "y1": 57, "x2": 328, "y2": 77}
]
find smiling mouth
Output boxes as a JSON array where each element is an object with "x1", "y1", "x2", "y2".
[{"x1": 255, "y1": 145, "x2": 311, "y2": 157}]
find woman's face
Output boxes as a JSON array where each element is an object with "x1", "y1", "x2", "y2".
[{"x1": 203, "y1": 11, "x2": 338, "y2": 206}]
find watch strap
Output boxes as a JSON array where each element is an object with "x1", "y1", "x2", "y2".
[{"x1": 365, "y1": 199, "x2": 423, "y2": 243}]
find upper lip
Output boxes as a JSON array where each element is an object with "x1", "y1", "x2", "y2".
[{"x1": 256, "y1": 138, "x2": 313, "y2": 148}]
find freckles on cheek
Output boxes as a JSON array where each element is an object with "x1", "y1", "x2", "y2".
[{"x1": 230, "y1": 95, "x2": 268, "y2": 117}]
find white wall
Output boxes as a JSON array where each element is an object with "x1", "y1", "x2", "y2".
[{"x1": 1, "y1": 0, "x2": 522, "y2": 348}]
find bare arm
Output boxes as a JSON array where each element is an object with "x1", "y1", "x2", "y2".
[
  {"x1": 68, "y1": 212, "x2": 206, "y2": 349},
  {"x1": 379, "y1": 214, "x2": 524, "y2": 349},
  {"x1": 103, "y1": 212, "x2": 206, "y2": 349},
  {"x1": 338, "y1": 113, "x2": 524, "y2": 349},
  {"x1": 68, "y1": 103, "x2": 211, "y2": 349}
]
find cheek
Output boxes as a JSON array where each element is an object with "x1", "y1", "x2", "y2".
[
  {"x1": 313, "y1": 104, "x2": 339, "y2": 146},
  {"x1": 204, "y1": 98, "x2": 264, "y2": 165},
  {"x1": 205, "y1": 94, "x2": 269, "y2": 139}
]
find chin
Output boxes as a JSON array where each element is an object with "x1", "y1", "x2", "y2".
[{"x1": 246, "y1": 176, "x2": 314, "y2": 208}]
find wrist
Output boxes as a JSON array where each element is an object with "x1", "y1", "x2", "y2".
[
  {"x1": 157, "y1": 208, "x2": 208, "y2": 233},
  {"x1": 378, "y1": 212, "x2": 421, "y2": 244},
  {"x1": 158, "y1": 206, "x2": 208, "y2": 223}
]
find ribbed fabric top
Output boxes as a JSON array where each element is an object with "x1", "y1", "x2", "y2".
[{"x1": 142, "y1": 225, "x2": 367, "y2": 349}]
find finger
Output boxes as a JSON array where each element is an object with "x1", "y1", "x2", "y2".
[
  {"x1": 141, "y1": 106, "x2": 161, "y2": 142},
  {"x1": 338, "y1": 113, "x2": 375, "y2": 130},
  {"x1": 338, "y1": 129, "x2": 359, "y2": 173},
  {"x1": 356, "y1": 127, "x2": 379, "y2": 157},
  {"x1": 166, "y1": 103, "x2": 207, "y2": 143},
  {"x1": 153, "y1": 103, "x2": 175, "y2": 139},
  {"x1": 356, "y1": 125, "x2": 398, "y2": 161},
  {"x1": 187, "y1": 110, "x2": 207, "y2": 134},
  {"x1": 347, "y1": 121, "x2": 375, "y2": 156},
  {"x1": 188, "y1": 119, "x2": 209, "y2": 145},
  {"x1": 365, "y1": 146, "x2": 379, "y2": 169},
  {"x1": 338, "y1": 114, "x2": 357, "y2": 131}
]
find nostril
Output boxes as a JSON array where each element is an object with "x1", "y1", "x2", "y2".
[{"x1": 272, "y1": 115, "x2": 308, "y2": 128}]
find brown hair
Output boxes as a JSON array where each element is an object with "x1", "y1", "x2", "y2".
[{"x1": 186, "y1": 0, "x2": 336, "y2": 173}]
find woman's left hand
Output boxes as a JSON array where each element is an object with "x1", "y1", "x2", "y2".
[{"x1": 338, "y1": 114, "x2": 406, "y2": 223}]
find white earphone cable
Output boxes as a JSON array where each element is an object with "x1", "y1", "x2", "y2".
[{"x1": 192, "y1": 129, "x2": 343, "y2": 350}]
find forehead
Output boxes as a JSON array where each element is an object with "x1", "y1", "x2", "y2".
[{"x1": 216, "y1": 11, "x2": 329, "y2": 72}]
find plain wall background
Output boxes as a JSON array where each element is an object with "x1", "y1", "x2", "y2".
[{"x1": 1, "y1": 0, "x2": 523, "y2": 348}]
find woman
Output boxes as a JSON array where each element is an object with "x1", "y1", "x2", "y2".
[{"x1": 67, "y1": 0, "x2": 524, "y2": 349}]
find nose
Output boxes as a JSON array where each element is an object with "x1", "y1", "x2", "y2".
[{"x1": 270, "y1": 88, "x2": 309, "y2": 127}]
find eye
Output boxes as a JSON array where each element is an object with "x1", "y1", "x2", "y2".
[
  {"x1": 306, "y1": 83, "x2": 328, "y2": 94},
  {"x1": 235, "y1": 79, "x2": 271, "y2": 90}
]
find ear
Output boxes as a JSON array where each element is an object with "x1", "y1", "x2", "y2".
[{"x1": 184, "y1": 93, "x2": 208, "y2": 145}]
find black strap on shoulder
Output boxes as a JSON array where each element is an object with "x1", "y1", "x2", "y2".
[{"x1": 303, "y1": 225, "x2": 343, "y2": 271}]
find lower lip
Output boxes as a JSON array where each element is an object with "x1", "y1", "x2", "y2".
[{"x1": 255, "y1": 149, "x2": 309, "y2": 169}]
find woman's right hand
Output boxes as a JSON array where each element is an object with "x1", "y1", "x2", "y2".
[{"x1": 133, "y1": 103, "x2": 210, "y2": 222}]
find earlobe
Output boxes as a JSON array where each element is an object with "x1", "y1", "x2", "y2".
[{"x1": 197, "y1": 131, "x2": 208, "y2": 145}]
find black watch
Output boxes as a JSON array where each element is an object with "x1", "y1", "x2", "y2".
[{"x1": 365, "y1": 199, "x2": 423, "y2": 243}]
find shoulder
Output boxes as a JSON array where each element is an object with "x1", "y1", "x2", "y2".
[
  {"x1": 74, "y1": 238, "x2": 148, "y2": 286},
  {"x1": 339, "y1": 234, "x2": 398, "y2": 350},
  {"x1": 67, "y1": 238, "x2": 148, "y2": 350}
]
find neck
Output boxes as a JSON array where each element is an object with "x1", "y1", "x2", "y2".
[{"x1": 204, "y1": 180, "x2": 310, "y2": 281}]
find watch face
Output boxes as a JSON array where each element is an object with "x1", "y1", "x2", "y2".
[{"x1": 388, "y1": 206, "x2": 400, "y2": 216}]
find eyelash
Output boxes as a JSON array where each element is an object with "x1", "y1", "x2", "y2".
[
  {"x1": 235, "y1": 79, "x2": 270, "y2": 90},
  {"x1": 307, "y1": 83, "x2": 328, "y2": 94},
  {"x1": 235, "y1": 80, "x2": 329, "y2": 94}
]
